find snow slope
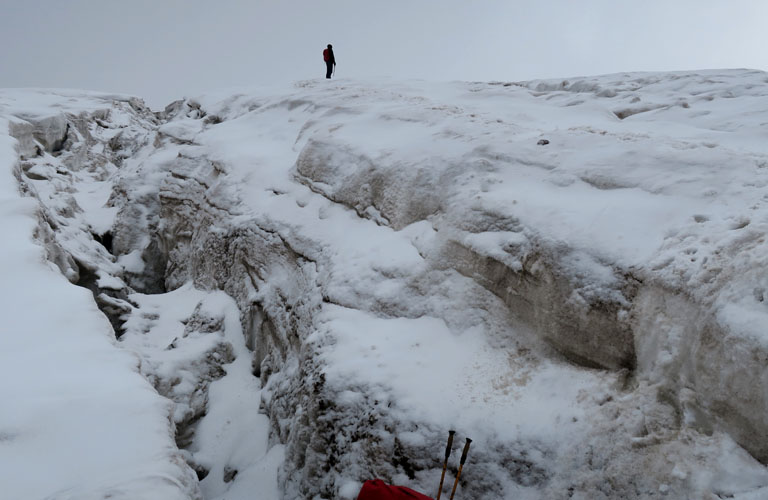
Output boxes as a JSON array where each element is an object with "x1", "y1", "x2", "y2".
[
  {"x1": 0, "y1": 93, "x2": 200, "y2": 499},
  {"x1": 3, "y1": 70, "x2": 768, "y2": 499}
]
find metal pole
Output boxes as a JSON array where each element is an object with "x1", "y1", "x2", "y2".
[
  {"x1": 448, "y1": 438, "x2": 472, "y2": 500},
  {"x1": 435, "y1": 430, "x2": 455, "y2": 500}
]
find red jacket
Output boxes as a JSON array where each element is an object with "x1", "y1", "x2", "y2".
[{"x1": 357, "y1": 479, "x2": 433, "y2": 500}]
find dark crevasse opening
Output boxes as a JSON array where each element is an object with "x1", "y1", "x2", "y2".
[
  {"x1": 92, "y1": 230, "x2": 113, "y2": 254},
  {"x1": 73, "y1": 258, "x2": 133, "y2": 339}
]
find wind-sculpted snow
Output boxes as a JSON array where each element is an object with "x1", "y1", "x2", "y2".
[{"x1": 3, "y1": 70, "x2": 768, "y2": 499}]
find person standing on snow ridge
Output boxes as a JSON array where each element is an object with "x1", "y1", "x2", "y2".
[{"x1": 323, "y1": 44, "x2": 336, "y2": 79}]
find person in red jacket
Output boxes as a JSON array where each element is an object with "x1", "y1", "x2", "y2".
[{"x1": 323, "y1": 44, "x2": 336, "y2": 79}]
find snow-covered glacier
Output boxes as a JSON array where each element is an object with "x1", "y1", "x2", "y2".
[{"x1": 2, "y1": 70, "x2": 768, "y2": 499}]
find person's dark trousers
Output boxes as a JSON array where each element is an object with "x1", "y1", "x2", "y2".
[{"x1": 326, "y1": 61, "x2": 333, "y2": 79}]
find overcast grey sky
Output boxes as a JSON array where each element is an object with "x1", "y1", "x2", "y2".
[{"x1": 2, "y1": 0, "x2": 767, "y2": 108}]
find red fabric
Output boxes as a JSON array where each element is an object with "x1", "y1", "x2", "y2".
[
  {"x1": 323, "y1": 48, "x2": 330, "y2": 61},
  {"x1": 356, "y1": 479, "x2": 434, "y2": 500}
]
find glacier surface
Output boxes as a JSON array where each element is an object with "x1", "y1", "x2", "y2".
[{"x1": 2, "y1": 71, "x2": 768, "y2": 499}]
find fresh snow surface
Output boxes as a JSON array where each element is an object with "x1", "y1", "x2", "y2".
[
  {"x1": 3, "y1": 70, "x2": 768, "y2": 499},
  {"x1": 0, "y1": 95, "x2": 198, "y2": 499}
]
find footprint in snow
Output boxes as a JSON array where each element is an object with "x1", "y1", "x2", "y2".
[{"x1": 729, "y1": 218, "x2": 750, "y2": 230}]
